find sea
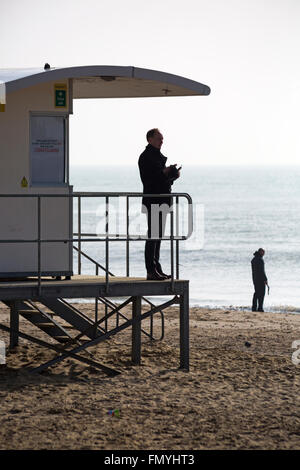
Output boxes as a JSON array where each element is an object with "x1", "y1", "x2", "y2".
[{"x1": 70, "y1": 165, "x2": 300, "y2": 313}]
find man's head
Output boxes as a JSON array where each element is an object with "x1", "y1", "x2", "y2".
[
  {"x1": 146, "y1": 128, "x2": 163, "y2": 150},
  {"x1": 258, "y1": 248, "x2": 265, "y2": 257}
]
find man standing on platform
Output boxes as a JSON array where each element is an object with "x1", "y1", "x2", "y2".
[
  {"x1": 251, "y1": 248, "x2": 268, "y2": 312},
  {"x1": 138, "y1": 128, "x2": 180, "y2": 280}
]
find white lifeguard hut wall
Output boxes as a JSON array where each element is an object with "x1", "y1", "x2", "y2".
[
  {"x1": 0, "y1": 66, "x2": 210, "y2": 277},
  {"x1": 0, "y1": 74, "x2": 72, "y2": 276}
]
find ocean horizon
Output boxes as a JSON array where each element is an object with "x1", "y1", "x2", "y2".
[{"x1": 69, "y1": 164, "x2": 300, "y2": 313}]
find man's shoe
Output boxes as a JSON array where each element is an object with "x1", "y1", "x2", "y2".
[
  {"x1": 156, "y1": 269, "x2": 171, "y2": 279},
  {"x1": 252, "y1": 308, "x2": 257, "y2": 312},
  {"x1": 146, "y1": 271, "x2": 165, "y2": 281},
  {"x1": 257, "y1": 309, "x2": 264, "y2": 312},
  {"x1": 160, "y1": 272, "x2": 172, "y2": 279}
]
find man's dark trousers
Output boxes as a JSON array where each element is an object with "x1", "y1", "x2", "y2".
[
  {"x1": 252, "y1": 282, "x2": 265, "y2": 311},
  {"x1": 145, "y1": 206, "x2": 168, "y2": 274}
]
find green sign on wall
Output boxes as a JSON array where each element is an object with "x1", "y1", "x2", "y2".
[{"x1": 54, "y1": 84, "x2": 67, "y2": 108}]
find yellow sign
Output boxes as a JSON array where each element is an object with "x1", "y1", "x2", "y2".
[
  {"x1": 54, "y1": 83, "x2": 67, "y2": 108},
  {"x1": 0, "y1": 103, "x2": 5, "y2": 112},
  {"x1": 21, "y1": 177, "x2": 28, "y2": 188}
]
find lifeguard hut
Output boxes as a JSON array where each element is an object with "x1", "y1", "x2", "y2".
[{"x1": 0, "y1": 65, "x2": 210, "y2": 375}]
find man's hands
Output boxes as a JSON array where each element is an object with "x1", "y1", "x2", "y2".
[{"x1": 163, "y1": 164, "x2": 181, "y2": 180}]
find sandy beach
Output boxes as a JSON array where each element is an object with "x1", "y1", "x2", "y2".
[{"x1": 0, "y1": 302, "x2": 299, "y2": 450}]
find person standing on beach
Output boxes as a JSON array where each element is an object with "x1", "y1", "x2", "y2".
[
  {"x1": 251, "y1": 248, "x2": 268, "y2": 312},
  {"x1": 138, "y1": 128, "x2": 180, "y2": 280}
]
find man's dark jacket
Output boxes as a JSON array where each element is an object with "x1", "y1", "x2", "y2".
[
  {"x1": 251, "y1": 251, "x2": 267, "y2": 284},
  {"x1": 138, "y1": 144, "x2": 173, "y2": 208}
]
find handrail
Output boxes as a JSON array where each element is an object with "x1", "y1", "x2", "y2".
[
  {"x1": 0, "y1": 192, "x2": 193, "y2": 294},
  {"x1": 72, "y1": 244, "x2": 165, "y2": 340},
  {"x1": 73, "y1": 245, "x2": 115, "y2": 277}
]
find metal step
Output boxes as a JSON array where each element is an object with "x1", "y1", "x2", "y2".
[
  {"x1": 19, "y1": 310, "x2": 53, "y2": 324},
  {"x1": 3, "y1": 300, "x2": 74, "y2": 344},
  {"x1": 39, "y1": 298, "x2": 103, "y2": 339},
  {"x1": 53, "y1": 335, "x2": 70, "y2": 342},
  {"x1": 18, "y1": 309, "x2": 41, "y2": 314}
]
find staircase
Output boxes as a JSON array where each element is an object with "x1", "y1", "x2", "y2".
[
  {"x1": 3, "y1": 298, "x2": 103, "y2": 345},
  {"x1": 39, "y1": 298, "x2": 103, "y2": 339}
]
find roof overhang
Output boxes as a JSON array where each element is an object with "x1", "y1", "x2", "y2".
[{"x1": 0, "y1": 65, "x2": 210, "y2": 98}]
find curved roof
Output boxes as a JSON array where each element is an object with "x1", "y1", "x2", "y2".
[{"x1": 0, "y1": 65, "x2": 210, "y2": 99}]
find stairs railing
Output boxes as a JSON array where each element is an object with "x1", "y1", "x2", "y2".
[{"x1": 73, "y1": 245, "x2": 165, "y2": 340}]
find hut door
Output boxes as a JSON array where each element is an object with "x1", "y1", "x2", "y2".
[{"x1": 30, "y1": 114, "x2": 67, "y2": 185}]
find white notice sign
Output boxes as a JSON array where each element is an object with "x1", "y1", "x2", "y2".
[{"x1": 31, "y1": 115, "x2": 66, "y2": 184}]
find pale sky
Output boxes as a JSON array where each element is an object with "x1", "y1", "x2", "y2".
[{"x1": 1, "y1": 0, "x2": 300, "y2": 166}]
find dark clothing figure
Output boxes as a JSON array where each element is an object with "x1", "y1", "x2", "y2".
[
  {"x1": 138, "y1": 144, "x2": 177, "y2": 276},
  {"x1": 144, "y1": 209, "x2": 167, "y2": 274},
  {"x1": 138, "y1": 144, "x2": 172, "y2": 209},
  {"x1": 252, "y1": 283, "x2": 266, "y2": 312},
  {"x1": 251, "y1": 251, "x2": 268, "y2": 311}
]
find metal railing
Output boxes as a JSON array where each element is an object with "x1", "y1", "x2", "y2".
[
  {"x1": 73, "y1": 244, "x2": 166, "y2": 340},
  {"x1": 0, "y1": 192, "x2": 193, "y2": 295}
]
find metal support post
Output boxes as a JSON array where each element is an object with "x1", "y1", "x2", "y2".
[
  {"x1": 176, "y1": 196, "x2": 179, "y2": 279},
  {"x1": 78, "y1": 196, "x2": 81, "y2": 275},
  {"x1": 132, "y1": 296, "x2": 142, "y2": 365},
  {"x1": 126, "y1": 196, "x2": 129, "y2": 277},
  {"x1": 37, "y1": 196, "x2": 42, "y2": 296},
  {"x1": 170, "y1": 200, "x2": 175, "y2": 291},
  {"x1": 9, "y1": 301, "x2": 19, "y2": 349},
  {"x1": 105, "y1": 195, "x2": 109, "y2": 293},
  {"x1": 179, "y1": 283, "x2": 189, "y2": 371}
]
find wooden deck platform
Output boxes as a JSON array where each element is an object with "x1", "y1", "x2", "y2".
[
  {"x1": 0, "y1": 275, "x2": 189, "y2": 372},
  {"x1": 0, "y1": 275, "x2": 188, "y2": 300}
]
